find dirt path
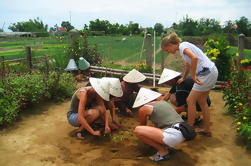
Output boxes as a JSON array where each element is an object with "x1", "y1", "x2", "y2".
[{"x1": 0, "y1": 85, "x2": 251, "y2": 166}]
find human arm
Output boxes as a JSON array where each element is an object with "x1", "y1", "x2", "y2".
[
  {"x1": 177, "y1": 62, "x2": 190, "y2": 84},
  {"x1": 174, "y1": 105, "x2": 186, "y2": 114},
  {"x1": 182, "y1": 48, "x2": 202, "y2": 85},
  {"x1": 96, "y1": 96, "x2": 111, "y2": 134},
  {"x1": 76, "y1": 91, "x2": 101, "y2": 136},
  {"x1": 160, "y1": 92, "x2": 171, "y2": 101},
  {"x1": 106, "y1": 99, "x2": 120, "y2": 127},
  {"x1": 138, "y1": 105, "x2": 153, "y2": 125}
]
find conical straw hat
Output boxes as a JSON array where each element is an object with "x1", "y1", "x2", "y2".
[
  {"x1": 89, "y1": 77, "x2": 110, "y2": 101},
  {"x1": 133, "y1": 88, "x2": 162, "y2": 108},
  {"x1": 103, "y1": 77, "x2": 123, "y2": 97},
  {"x1": 78, "y1": 57, "x2": 90, "y2": 70},
  {"x1": 123, "y1": 69, "x2": 146, "y2": 83},
  {"x1": 65, "y1": 59, "x2": 78, "y2": 71},
  {"x1": 158, "y1": 68, "x2": 181, "y2": 84}
]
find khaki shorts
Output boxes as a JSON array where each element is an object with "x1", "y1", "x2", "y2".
[{"x1": 193, "y1": 66, "x2": 218, "y2": 92}]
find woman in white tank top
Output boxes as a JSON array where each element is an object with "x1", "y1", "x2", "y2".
[{"x1": 161, "y1": 33, "x2": 218, "y2": 136}]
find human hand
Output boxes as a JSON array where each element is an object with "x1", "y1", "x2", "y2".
[
  {"x1": 126, "y1": 108, "x2": 133, "y2": 117},
  {"x1": 92, "y1": 130, "x2": 101, "y2": 136},
  {"x1": 113, "y1": 119, "x2": 120, "y2": 127},
  {"x1": 193, "y1": 76, "x2": 203, "y2": 85},
  {"x1": 110, "y1": 122, "x2": 120, "y2": 130},
  {"x1": 177, "y1": 77, "x2": 184, "y2": 84},
  {"x1": 105, "y1": 126, "x2": 111, "y2": 134}
]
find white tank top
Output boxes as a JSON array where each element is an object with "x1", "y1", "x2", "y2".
[{"x1": 179, "y1": 42, "x2": 215, "y2": 74}]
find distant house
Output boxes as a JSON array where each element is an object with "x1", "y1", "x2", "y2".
[
  {"x1": 55, "y1": 27, "x2": 67, "y2": 36},
  {"x1": 58, "y1": 27, "x2": 67, "y2": 32}
]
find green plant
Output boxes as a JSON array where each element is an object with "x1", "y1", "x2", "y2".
[
  {"x1": 240, "y1": 59, "x2": 251, "y2": 68},
  {"x1": 222, "y1": 57, "x2": 251, "y2": 148},
  {"x1": 204, "y1": 38, "x2": 232, "y2": 81},
  {"x1": 111, "y1": 130, "x2": 130, "y2": 142},
  {"x1": 135, "y1": 62, "x2": 152, "y2": 73},
  {"x1": 0, "y1": 71, "x2": 76, "y2": 126}
]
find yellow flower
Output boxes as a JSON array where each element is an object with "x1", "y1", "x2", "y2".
[
  {"x1": 234, "y1": 106, "x2": 237, "y2": 108},
  {"x1": 226, "y1": 46, "x2": 230, "y2": 49},
  {"x1": 237, "y1": 122, "x2": 241, "y2": 125},
  {"x1": 211, "y1": 57, "x2": 216, "y2": 60},
  {"x1": 236, "y1": 53, "x2": 239, "y2": 57},
  {"x1": 243, "y1": 117, "x2": 247, "y2": 120},
  {"x1": 239, "y1": 103, "x2": 243, "y2": 106},
  {"x1": 236, "y1": 128, "x2": 240, "y2": 131}
]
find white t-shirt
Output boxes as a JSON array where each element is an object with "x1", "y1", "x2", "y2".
[{"x1": 179, "y1": 42, "x2": 215, "y2": 74}]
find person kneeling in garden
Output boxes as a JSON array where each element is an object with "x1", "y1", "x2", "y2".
[
  {"x1": 114, "y1": 69, "x2": 146, "y2": 116},
  {"x1": 134, "y1": 88, "x2": 196, "y2": 162},
  {"x1": 158, "y1": 68, "x2": 211, "y2": 124},
  {"x1": 67, "y1": 77, "x2": 113, "y2": 139}
]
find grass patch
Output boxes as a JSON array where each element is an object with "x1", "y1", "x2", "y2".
[{"x1": 229, "y1": 46, "x2": 251, "y2": 59}]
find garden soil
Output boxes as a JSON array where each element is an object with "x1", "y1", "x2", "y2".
[{"x1": 0, "y1": 83, "x2": 251, "y2": 166}]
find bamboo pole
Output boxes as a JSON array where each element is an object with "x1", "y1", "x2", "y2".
[
  {"x1": 89, "y1": 65, "x2": 224, "y2": 87},
  {"x1": 1, "y1": 56, "x2": 5, "y2": 84},
  {"x1": 153, "y1": 31, "x2": 156, "y2": 87},
  {"x1": 89, "y1": 66, "x2": 161, "y2": 78}
]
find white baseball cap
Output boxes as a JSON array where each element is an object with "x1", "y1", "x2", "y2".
[
  {"x1": 133, "y1": 88, "x2": 162, "y2": 108},
  {"x1": 102, "y1": 77, "x2": 123, "y2": 97},
  {"x1": 89, "y1": 77, "x2": 110, "y2": 101},
  {"x1": 158, "y1": 68, "x2": 181, "y2": 84},
  {"x1": 123, "y1": 69, "x2": 146, "y2": 83}
]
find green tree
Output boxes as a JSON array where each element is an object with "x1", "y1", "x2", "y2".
[
  {"x1": 179, "y1": 15, "x2": 198, "y2": 36},
  {"x1": 197, "y1": 18, "x2": 221, "y2": 35},
  {"x1": 118, "y1": 24, "x2": 129, "y2": 35},
  {"x1": 61, "y1": 21, "x2": 74, "y2": 32},
  {"x1": 89, "y1": 19, "x2": 110, "y2": 34},
  {"x1": 109, "y1": 23, "x2": 120, "y2": 34},
  {"x1": 128, "y1": 21, "x2": 140, "y2": 35},
  {"x1": 154, "y1": 23, "x2": 164, "y2": 36},
  {"x1": 146, "y1": 27, "x2": 153, "y2": 35},
  {"x1": 223, "y1": 20, "x2": 235, "y2": 33},
  {"x1": 235, "y1": 16, "x2": 251, "y2": 36},
  {"x1": 8, "y1": 17, "x2": 48, "y2": 32}
]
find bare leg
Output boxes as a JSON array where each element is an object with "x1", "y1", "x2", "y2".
[
  {"x1": 197, "y1": 91, "x2": 211, "y2": 133},
  {"x1": 134, "y1": 126, "x2": 169, "y2": 157},
  {"x1": 75, "y1": 109, "x2": 100, "y2": 139},
  {"x1": 187, "y1": 90, "x2": 198, "y2": 126},
  {"x1": 78, "y1": 108, "x2": 100, "y2": 131}
]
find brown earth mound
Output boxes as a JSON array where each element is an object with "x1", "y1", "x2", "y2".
[{"x1": 0, "y1": 84, "x2": 250, "y2": 166}]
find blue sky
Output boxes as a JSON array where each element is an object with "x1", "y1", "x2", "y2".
[{"x1": 0, "y1": 0, "x2": 250, "y2": 32}]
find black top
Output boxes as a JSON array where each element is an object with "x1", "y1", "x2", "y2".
[
  {"x1": 169, "y1": 76, "x2": 211, "y2": 110},
  {"x1": 169, "y1": 76, "x2": 194, "y2": 107}
]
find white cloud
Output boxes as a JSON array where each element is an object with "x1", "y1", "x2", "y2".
[{"x1": 0, "y1": 0, "x2": 250, "y2": 31}]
